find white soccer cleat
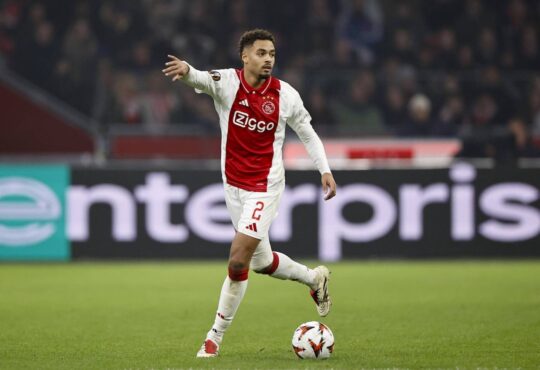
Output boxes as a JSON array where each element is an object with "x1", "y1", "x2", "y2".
[
  {"x1": 310, "y1": 266, "x2": 331, "y2": 317},
  {"x1": 196, "y1": 338, "x2": 219, "y2": 358}
]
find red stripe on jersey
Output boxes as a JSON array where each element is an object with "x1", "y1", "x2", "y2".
[{"x1": 225, "y1": 70, "x2": 281, "y2": 192}]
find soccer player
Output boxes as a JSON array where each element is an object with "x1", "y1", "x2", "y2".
[{"x1": 162, "y1": 29, "x2": 337, "y2": 358}]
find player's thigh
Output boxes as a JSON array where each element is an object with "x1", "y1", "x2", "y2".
[
  {"x1": 229, "y1": 231, "x2": 261, "y2": 267},
  {"x1": 224, "y1": 184, "x2": 242, "y2": 230},
  {"x1": 237, "y1": 189, "x2": 282, "y2": 240},
  {"x1": 250, "y1": 236, "x2": 273, "y2": 271}
]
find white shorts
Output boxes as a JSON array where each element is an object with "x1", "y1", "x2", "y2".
[{"x1": 224, "y1": 182, "x2": 284, "y2": 240}]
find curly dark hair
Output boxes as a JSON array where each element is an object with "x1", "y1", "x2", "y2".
[{"x1": 238, "y1": 29, "x2": 276, "y2": 57}]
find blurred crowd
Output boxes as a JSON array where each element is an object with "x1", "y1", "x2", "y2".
[{"x1": 1, "y1": 0, "x2": 540, "y2": 159}]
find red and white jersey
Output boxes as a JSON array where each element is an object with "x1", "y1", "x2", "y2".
[{"x1": 182, "y1": 65, "x2": 331, "y2": 192}]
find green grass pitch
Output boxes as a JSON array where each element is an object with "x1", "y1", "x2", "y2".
[{"x1": 1, "y1": 261, "x2": 539, "y2": 369}]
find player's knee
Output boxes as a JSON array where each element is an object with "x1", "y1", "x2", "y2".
[
  {"x1": 228, "y1": 259, "x2": 249, "y2": 281},
  {"x1": 250, "y1": 256, "x2": 271, "y2": 273},
  {"x1": 253, "y1": 263, "x2": 273, "y2": 275},
  {"x1": 252, "y1": 259, "x2": 268, "y2": 274},
  {"x1": 252, "y1": 252, "x2": 279, "y2": 275},
  {"x1": 228, "y1": 259, "x2": 248, "y2": 271}
]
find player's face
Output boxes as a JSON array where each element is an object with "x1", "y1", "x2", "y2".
[{"x1": 242, "y1": 40, "x2": 275, "y2": 79}]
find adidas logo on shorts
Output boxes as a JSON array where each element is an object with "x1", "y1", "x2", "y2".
[{"x1": 245, "y1": 223, "x2": 258, "y2": 232}]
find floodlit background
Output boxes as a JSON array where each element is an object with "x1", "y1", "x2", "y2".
[
  {"x1": 0, "y1": 1, "x2": 539, "y2": 368},
  {"x1": 2, "y1": 0, "x2": 540, "y2": 160}
]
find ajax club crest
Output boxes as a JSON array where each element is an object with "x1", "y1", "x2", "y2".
[{"x1": 262, "y1": 96, "x2": 276, "y2": 115}]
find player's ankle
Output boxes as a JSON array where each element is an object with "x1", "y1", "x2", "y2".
[
  {"x1": 207, "y1": 328, "x2": 223, "y2": 344},
  {"x1": 308, "y1": 268, "x2": 319, "y2": 291}
]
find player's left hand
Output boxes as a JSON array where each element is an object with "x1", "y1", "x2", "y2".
[
  {"x1": 162, "y1": 55, "x2": 190, "y2": 81},
  {"x1": 321, "y1": 172, "x2": 336, "y2": 201}
]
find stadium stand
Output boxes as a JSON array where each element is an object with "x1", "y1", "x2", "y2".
[{"x1": 1, "y1": 0, "x2": 539, "y2": 162}]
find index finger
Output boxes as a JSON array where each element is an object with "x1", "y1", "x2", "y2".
[{"x1": 167, "y1": 54, "x2": 181, "y2": 62}]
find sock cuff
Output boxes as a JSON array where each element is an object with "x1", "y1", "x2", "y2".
[
  {"x1": 228, "y1": 267, "x2": 249, "y2": 281},
  {"x1": 216, "y1": 312, "x2": 229, "y2": 320},
  {"x1": 264, "y1": 252, "x2": 280, "y2": 275}
]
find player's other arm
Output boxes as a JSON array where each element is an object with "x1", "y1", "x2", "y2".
[
  {"x1": 287, "y1": 90, "x2": 336, "y2": 201},
  {"x1": 162, "y1": 54, "x2": 219, "y2": 98}
]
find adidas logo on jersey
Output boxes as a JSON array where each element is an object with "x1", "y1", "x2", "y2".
[
  {"x1": 246, "y1": 223, "x2": 258, "y2": 232},
  {"x1": 239, "y1": 99, "x2": 249, "y2": 107}
]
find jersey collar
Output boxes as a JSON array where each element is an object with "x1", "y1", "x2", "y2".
[{"x1": 237, "y1": 69, "x2": 273, "y2": 95}]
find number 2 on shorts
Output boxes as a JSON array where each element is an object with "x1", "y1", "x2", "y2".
[{"x1": 251, "y1": 201, "x2": 265, "y2": 221}]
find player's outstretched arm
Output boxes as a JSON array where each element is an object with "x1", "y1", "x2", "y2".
[
  {"x1": 162, "y1": 55, "x2": 189, "y2": 81},
  {"x1": 162, "y1": 55, "x2": 222, "y2": 99},
  {"x1": 322, "y1": 172, "x2": 337, "y2": 201}
]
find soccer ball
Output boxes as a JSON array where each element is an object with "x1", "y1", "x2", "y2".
[{"x1": 291, "y1": 321, "x2": 334, "y2": 359}]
